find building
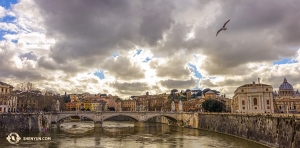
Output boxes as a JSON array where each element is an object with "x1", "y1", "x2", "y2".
[
  {"x1": 65, "y1": 102, "x2": 80, "y2": 111},
  {"x1": 115, "y1": 98, "x2": 122, "y2": 111},
  {"x1": 204, "y1": 90, "x2": 217, "y2": 99},
  {"x1": 232, "y1": 78, "x2": 274, "y2": 113},
  {"x1": 16, "y1": 91, "x2": 41, "y2": 112},
  {"x1": 122, "y1": 99, "x2": 136, "y2": 111},
  {"x1": 273, "y1": 78, "x2": 300, "y2": 113},
  {"x1": 0, "y1": 82, "x2": 16, "y2": 113}
]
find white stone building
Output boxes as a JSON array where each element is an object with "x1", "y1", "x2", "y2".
[
  {"x1": 0, "y1": 82, "x2": 17, "y2": 113},
  {"x1": 232, "y1": 78, "x2": 274, "y2": 113}
]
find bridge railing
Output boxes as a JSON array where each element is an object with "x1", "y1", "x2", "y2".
[
  {"x1": 41, "y1": 110, "x2": 200, "y2": 115},
  {"x1": 198, "y1": 112, "x2": 300, "y2": 118}
]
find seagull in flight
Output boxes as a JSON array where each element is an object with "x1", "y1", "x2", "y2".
[{"x1": 216, "y1": 19, "x2": 230, "y2": 36}]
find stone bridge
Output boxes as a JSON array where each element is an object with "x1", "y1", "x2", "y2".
[{"x1": 43, "y1": 111, "x2": 199, "y2": 128}]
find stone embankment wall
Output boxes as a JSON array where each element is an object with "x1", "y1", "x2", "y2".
[
  {"x1": 198, "y1": 113, "x2": 300, "y2": 148},
  {"x1": 0, "y1": 114, "x2": 41, "y2": 137}
]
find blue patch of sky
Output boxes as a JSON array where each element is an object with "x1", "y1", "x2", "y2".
[
  {"x1": 0, "y1": 8, "x2": 17, "y2": 43},
  {"x1": 1, "y1": 15, "x2": 16, "y2": 22},
  {"x1": 112, "y1": 53, "x2": 119, "y2": 57},
  {"x1": 133, "y1": 49, "x2": 142, "y2": 57},
  {"x1": 0, "y1": 0, "x2": 18, "y2": 9},
  {"x1": 188, "y1": 63, "x2": 202, "y2": 79},
  {"x1": 273, "y1": 58, "x2": 297, "y2": 65},
  {"x1": 143, "y1": 57, "x2": 151, "y2": 63},
  {"x1": 93, "y1": 70, "x2": 105, "y2": 80}
]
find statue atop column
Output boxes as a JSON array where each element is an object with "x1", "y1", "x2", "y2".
[
  {"x1": 56, "y1": 100, "x2": 60, "y2": 112},
  {"x1": 179, "y1": 100, "x2": 182, "y2": 112},
  {"x1": 96, "y1": 103, "x2": 103, "y2": 112},
  {"x1": 171, "y1": 101, "x2": 175, "y2": 112}
]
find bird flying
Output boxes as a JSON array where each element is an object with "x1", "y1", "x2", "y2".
[{"x1": 216, "y1": 19, "x2": 230, "y2": 36}]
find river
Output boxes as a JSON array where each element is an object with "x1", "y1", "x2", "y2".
[{"x1": 0, "y1": 121, "x2": 268, "y2": 148}]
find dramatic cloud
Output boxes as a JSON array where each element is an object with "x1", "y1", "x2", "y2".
[
  {"x1": 161, "y1": 78, "x2": 197, "y2": 90},
  {"x1": 0, "y1": 0, "x2": 300, "y2": 98},
  {"x1": 101, "y1": 56, "x2": 145, "y2": 80}
]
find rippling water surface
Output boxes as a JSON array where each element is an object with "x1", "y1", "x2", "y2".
[{"x1": 0, "y1": 121, "x2": 268, "y2": 148}]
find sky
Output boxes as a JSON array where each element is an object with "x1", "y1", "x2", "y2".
[{"x1": 1, "y1": 0, "x2": 300, "y2": 99}]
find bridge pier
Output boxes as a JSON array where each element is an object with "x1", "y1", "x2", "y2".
[
  {"x1": 169, "y1": 120, "x2": 183, "y2": 127},
  {"x1": 134, "y1": 122, "x2": 145, "y2": 127},
  {"x1": 94, "y1": 121, "x2": 102, "y2": 128},
  {"x1": 50, "y1": 122, "x2": 60, "y2": 128}
]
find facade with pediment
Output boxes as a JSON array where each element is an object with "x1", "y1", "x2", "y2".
[
  {"x1": 232, "y1": 78, "x2": 274, "y2": 113},
  {"x1": 273, "y1": 78, "x2": 300, "y2": 113}
]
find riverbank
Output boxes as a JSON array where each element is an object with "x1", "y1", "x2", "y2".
[
  {"x1": 197, "y1": 113, "x2": 300, "y2": 148},
  {"x1": 0, "y1": 114, "x2": 41, "y2": 137}
]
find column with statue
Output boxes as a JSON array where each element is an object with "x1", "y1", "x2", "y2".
[
  {"x1": 179, "y1": 100, "x2": 183, "y2": 112},
  {"x1": 171, "y1": 101, "x2": 175, "y2": 112},
  {"x1": 56, "y1": 100, "x2": 60, "y2": 112}
]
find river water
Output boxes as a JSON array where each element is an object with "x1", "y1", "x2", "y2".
[{"x1": 1, "y1": 121, "x2": 268, "y2": 148}]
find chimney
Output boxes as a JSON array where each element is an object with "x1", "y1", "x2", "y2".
[{"x1": 258, "y1": 78, "x2": 260, "y2": 84}]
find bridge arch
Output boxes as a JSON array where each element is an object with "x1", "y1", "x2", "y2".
[
  {"x1": 102, "y1": 114, "x2": 140, "y2": 122},
  {"x1": 57, "y1": 114, "x2": 95, "y2": 123},
  {"x1": 144, "y1": 114, "x2": 178, "y2": 122}
]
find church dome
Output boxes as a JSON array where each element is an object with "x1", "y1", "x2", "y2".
[{"x1": 279, "y1": 78, "x2": 293, "y2": 90}]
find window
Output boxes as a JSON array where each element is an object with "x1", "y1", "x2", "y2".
[
  {"x1": 255, "y1": 107, "x2": 257, "y2": 110},
  {"x1": 267, "y1": 100, "x2": 269, "y2": 105},
  {"x1": 253, "y1": 98, "x2": 257, "y2": 105},
  {"x1": 279, "y1": 106, "x2": 282, "y2": 109},
  {"x1": 294, "y1": 106, "x2": 296, "y2": 109},
  {"x1": 242, "y1": 100, "x2": 245, "y2": 105},
  {"x1": 267, "y1": 106, "x2": 270, "y2": 109},
  {"x1": 266, "y1": 88, "x2": 268, "y2": 91},
  {"x1": 242, "y1": 107, "x2": 245, "y2": 110}
]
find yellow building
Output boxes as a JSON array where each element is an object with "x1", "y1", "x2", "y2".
[
  {"x1": 232, "y1": 79, "x2": 274, "y2": 113},
  {"x1": 65, "y1": 102, "x2": 80, "y2": 111},
  {"x1": 90, "y1": 102, "x2": 100, "y2": 111},
  {"x1": 83, "y1": 100, "x2": 91, "y2": 110}
]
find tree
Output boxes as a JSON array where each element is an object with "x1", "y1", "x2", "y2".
[
  {"x1": 196, "y1": 90, "x2": 202, "y2": 96},
  {"x1": 64, "y1": 95, "x2": 70, "y2": 103},
  {"x1": 108, "y1": 107, "x2": 115, "y2": 111},
  {"x1": 202, "y1": 99, "x2": 223, "y2": 112}
]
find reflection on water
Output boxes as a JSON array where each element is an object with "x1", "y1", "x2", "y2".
[{"x1": 0, "y1": 121, "x2": 268, "y2": 148}]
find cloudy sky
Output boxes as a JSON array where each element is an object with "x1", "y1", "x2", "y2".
[{"x1": 1, "y1": 0, "x2": 300, "y2": 98}]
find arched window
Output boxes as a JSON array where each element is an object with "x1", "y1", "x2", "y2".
[{"x1": 253, "y1": 98, "x2": 257, "y2": 105}]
